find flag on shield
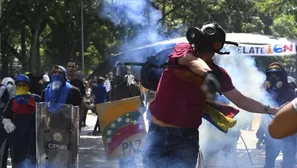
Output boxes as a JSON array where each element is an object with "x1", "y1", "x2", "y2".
[{"x1": 96, "y1": 96, "x2": 146, "y2": 160}]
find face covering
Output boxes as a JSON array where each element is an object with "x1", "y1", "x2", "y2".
[
  {"x1": 16, "y1": 85, "x2": 30, "y2": 95},
  {"x1": 51, "y1": 74, "x2": 65, "y2": 90},
  {"x1": 266, "y1": 73, "x2": 283, "y2": 91}
]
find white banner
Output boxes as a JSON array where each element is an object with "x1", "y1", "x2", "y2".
[{"x1": 236, "y1": 43, "x2": 296, "y2": 56}]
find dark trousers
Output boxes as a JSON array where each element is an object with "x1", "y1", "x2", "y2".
[
  {"x1": 143, "y1": 122, "x2": 199, "y2": 168},
  {"x1": 93, "y1": 117, "x2": 100, "y2": 132},
  {"x1": 0, "y1": 126, "x2": 8, "y2": 168},
  {"x1": 10, "y1": 147, "x2": 35, "y2": 168},
  {"x1": 82, "y1": 102, "x2": 90, "y2": 126},
  {"x1": 2, "y1": 144, "x2": 8, "y2": 168}
]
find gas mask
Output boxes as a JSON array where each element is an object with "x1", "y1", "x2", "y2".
[
  {"x1": 265, "y1": 72, "x2": 283, "y2": 91},
  {"x1": 186, "y1": 22, "x2": 238, "y2": 55}
]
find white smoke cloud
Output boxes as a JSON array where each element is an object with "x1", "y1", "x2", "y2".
[
  {"x1": 98, "y1": 0, "x2": 283, "y2": 167},
  {"x1": 199, "y1": 47, "x2": 278, "y2": 167},
  {"x1": 99, "y1": 0, "x2": 164, "y2": 51}
]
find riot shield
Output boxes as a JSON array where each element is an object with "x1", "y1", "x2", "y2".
[
  {"x1": 96, "y1": 96, "x2": 146, "y2": 160},
  {"x1": 36, "y1": 102, "x2": 79, "y2": 168}
]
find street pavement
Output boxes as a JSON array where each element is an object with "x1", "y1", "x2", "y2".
[
  {"x1": 5, "y1": 113, "x2": 286, "y2": 168},
  {"x1": 78, "y1": 114, "x2": 285, "y2": 168}
]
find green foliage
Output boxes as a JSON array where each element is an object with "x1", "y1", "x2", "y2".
[
  {"x1": 271, "y1": 14, "x2": 297, "y2": 38},
  {"x1": 0, "y1": 0, "x2": 297, "y2": 76}
]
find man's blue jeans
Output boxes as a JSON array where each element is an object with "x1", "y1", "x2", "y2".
[{"x1": 143, "y1": 122, "x2": 200, "y2": 168}]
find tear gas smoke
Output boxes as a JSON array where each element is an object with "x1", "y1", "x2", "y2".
[
  {"x1": 17, "y1": 158, "x2": 36, "y2": 168},
  {"x1": 99, "y1": 0, "x2": 280, "y2": 167},
  {"x1": 99, "y1": 0, "x2": 166, "y2": 124},
  {"x1": 99, "y1": 0, "x2": 165, "y2": 57},
  {"x1": 199, "y1": 47, "x2": 278, "y2": 167}
]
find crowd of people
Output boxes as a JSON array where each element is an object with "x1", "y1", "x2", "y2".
[
  {"x1": 2, "y1": 21, "x2": 297, "y2": 168},
  {"x1": 0, "y1": 60, "x2": 85, "y2": 167}
]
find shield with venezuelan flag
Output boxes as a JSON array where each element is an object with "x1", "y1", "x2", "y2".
[{"x1": 96, "y1": 96, "x2": 146, "y2": 160}]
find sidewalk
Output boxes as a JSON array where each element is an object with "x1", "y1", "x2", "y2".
[{"x1": 79, "y1": 113, "x2": 120, "y2": 168}]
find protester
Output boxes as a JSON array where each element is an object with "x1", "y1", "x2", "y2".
[
  {"x1": 42, "y1": 65, "x2": 82, "y2": 109},
  {"x1": 82, "y1": 87, "x2": 92, "y2": 127},
  {"x1": 91, "y1": 77, "x2": 107, "y2": 135},
  {"x1": 1, "y1": 77, "x2": 16, "y2": 99},
  {"x1": 260, "y1": 62, "x2": 296, "y2": 168},
  {"x1": 66, "y1": 60, "x2": 85, "y2": 130},
  {"x1": 41, "y1": 65, "x2": 82, "y2": 167},
  {"x1": 269, "y1": 98, "x2": 297, "y2": 139},
  {"x1": 142, "y1": 21, "x2": 279, "y2": 168},
  {"x1": 2, "y1": 74, "x2": 42, "y2": 167},
  {"x1": 0, "y1": 76, "x2": 14, "y2": 168}
]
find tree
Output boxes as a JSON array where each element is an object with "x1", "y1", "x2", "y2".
[{"x1": 1, "y1": 0, "x2": 297, "y2": 76}]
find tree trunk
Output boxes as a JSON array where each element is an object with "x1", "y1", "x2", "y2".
[
  {"x1": 30, "y1": 30, "x2": 39, "y2": 74},
  {"x1": 30, "y1": 21, "x2": 42, "y2": 75},
  {"x1": 20, "y1": 25, "x2": 29, "y2": 71},
  {"x1": 9, "y1": 60, "x2": 13, "y2": 74},
  {"x1": 1, "y1": 55, "x2": 9, "y2": 76},
  {"x1": 1, "y1": 38, "x2": 9, "y2": 76}
]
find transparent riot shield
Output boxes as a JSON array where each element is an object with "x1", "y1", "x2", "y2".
[{"x1": 36, "y1": 102, "x2": 79, "y2": 168}]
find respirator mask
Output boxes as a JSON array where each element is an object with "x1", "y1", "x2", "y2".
[
  {"x1": 265, "y1": 72, "x2": 284, "y2": 91},
  {"x1": 186, "y1": 22, "x2": 238, "y2": 55},
  {"x1": 264, "y1": 63, "x2": 285, "y2": 92}
]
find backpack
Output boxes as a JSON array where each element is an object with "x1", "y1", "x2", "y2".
[{"x1": 140, "y1": 51, "x2": 222, "y2": 92}]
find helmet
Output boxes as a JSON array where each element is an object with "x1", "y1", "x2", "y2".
[
  {"x1": 15, "y1": 74, "x2": 31, "y2": 86},
  {"x1": 264, "y1": 63, "x2": 287, "y2": 90},
  {"x1": 1, "y1": 77, "x2": 15, "y2": 86}
]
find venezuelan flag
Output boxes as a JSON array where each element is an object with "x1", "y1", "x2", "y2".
[
  {"x1": 202, "y1": 102, "x2": 239, "y2": 133},
  {"x1": 12, "y1": 95, "x2": 36, "y2": 115}
]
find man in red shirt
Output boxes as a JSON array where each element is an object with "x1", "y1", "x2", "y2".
[{"x1": 142, "y1": 22, "x2": 279, "y2": 168}]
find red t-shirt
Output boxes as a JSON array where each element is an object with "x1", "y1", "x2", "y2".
[{"x1": 149, "y1": 42, "x2": 235, "y2": 128}]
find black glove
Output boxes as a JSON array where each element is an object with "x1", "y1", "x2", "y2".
[{"x1": 201, "y1": 71, "x2": 221, "y2": 102}]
